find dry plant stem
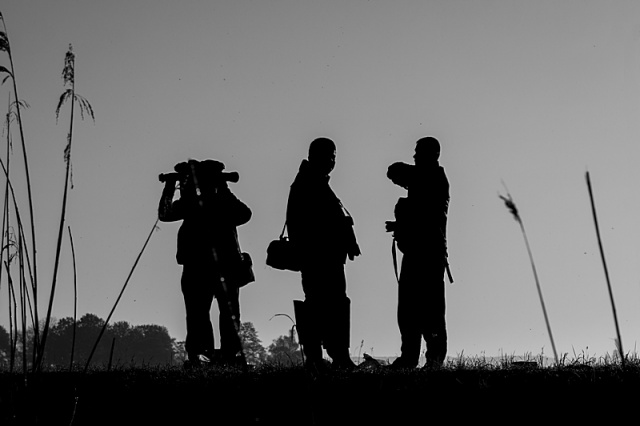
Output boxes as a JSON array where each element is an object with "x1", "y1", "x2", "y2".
[
  {"x1": 83, "y1": 218, "x2": 159, "y2": 374},
  {"x1": 500, "y1": 191, "x2": 558, "y2": 365},
  {"x1": 0, "y1": 157, "x2": 35, "y2": 291},
  {"x1": 585, "y1": 171, "x2": 624, "y2": 366},
  {"x1": 19, "y1": 242, "x2": 26, "y2": 372},
  {"x1": 5, "y1": 261, "x2": 17, "y2": 371},
  {"x1": 0, "y1": 100, "x2": 10, "y2": 296},
  {"x1": 68, "y1": 226, "x2": 77, "y2": 371},
  {"x1": 107, "y1": 337, "x2": 115, "y2": 371},
  {"x1": 39, "y1": 87, "x2": 74, "y2": 372},
  {"x1": 40, "y1": 45, "x2": 94, "y2": 371},
  {"x1": 0, "y1": 14, "x2": 40, "y2": 358}
]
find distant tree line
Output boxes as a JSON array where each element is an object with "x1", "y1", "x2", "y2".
[
  {"x1": 0, "y1": 314, "x2": 303, "y2": 369},
  {"x1": 0, "y1": 313, "x2": 174, "y2": 369}
]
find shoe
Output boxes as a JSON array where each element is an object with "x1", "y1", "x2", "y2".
[
  {"x1": 183, "y1": 353, "x2": 211, "y2": 370},
  {"x1": 331, "y1": 357, "x2": 356, "y2": 371},
  {"x1": 305, "y1": 358, "x2": 330, "y2": 375},
  {"x1": 422, "y1": 359, "x2": 444, "y2": 370},
  {"x1": 358, "y1": 353, "x2": 383, "y2": 370},
  {"x1": 389, "y1": 356, "x2": 417, "y2": 370}
]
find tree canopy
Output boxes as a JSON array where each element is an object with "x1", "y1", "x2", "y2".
[
  {"x1": 266, "y1": 334, "x2": 303, "y2": 366},
  {"x1": 239, "y1": 322, "x2": 267, "y2": 365},
  {"x1": 11, "y1": 313, "x2": 175, "y2": 368}
]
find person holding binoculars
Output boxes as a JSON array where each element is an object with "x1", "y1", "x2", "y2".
[{"x1": 159, "y1": 159, "x2": 253, "y2": 368}]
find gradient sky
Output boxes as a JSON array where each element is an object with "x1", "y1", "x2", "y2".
[{"x1": 2, "y1": 0, "x2": 640, "y2": 360}]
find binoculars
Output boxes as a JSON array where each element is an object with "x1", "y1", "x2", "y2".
[
  {"x1": 158, "y1": 171, "x2": 239, "y2": 184},
  {"x1": 159, "y1": 159, "x2": 240, "y2": 184}
]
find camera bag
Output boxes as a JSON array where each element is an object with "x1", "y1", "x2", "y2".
[{"x1": 266, "y1": 222, "x2": 300, "y2": 272}]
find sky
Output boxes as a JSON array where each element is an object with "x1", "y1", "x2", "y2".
[{"x1": 2, "y1": 0, "x2": 640, "y2": 361}]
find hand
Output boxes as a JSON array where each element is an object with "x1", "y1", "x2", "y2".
[
  {"x1": 348, "y1": 243, "x2": 361, "y2": 261},
  {"x1": 162, "y1": 180, "x2": 177, "y2": 196}
]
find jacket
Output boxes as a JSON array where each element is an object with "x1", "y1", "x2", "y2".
[
  {"x1": 286, "y1": 159, "x2": 359, "y2": 268},
  {"x1": 388, "y1": 161, "x2": 449, "y2": 254},
  {"x1": 158, "y1": 184, "x2": 252, "y2": 268}
]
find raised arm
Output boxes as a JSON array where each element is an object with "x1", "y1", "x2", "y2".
[{"x1": 158, "y1": 182, "x2": 184, "y2": 222}]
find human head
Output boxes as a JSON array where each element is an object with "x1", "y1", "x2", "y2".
[
  {"x1": 308, "y1": 137, "x2": 336, "y2": 175},
  {"x1": 414, "y1": 136, "x2": 440, "y2": 166},
  {"x1": 176, "y1": 159, "x2": 230, "y2": 194}
]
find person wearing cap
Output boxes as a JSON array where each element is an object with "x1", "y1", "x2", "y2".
[
  {"x1": 386, "y1": 137, "x2": 451, "y2": 369},
  {"x1": 159, "y1": 159, "x2": 252, "y2": 368},
  {"x1": 286, "y1": 137, "x2": 361, "y2": 371}
]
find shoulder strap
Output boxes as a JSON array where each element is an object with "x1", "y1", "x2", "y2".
[
  {"x1": 337, "y1": 199, "x2": 352, "y2": 219},
  {"x1": 392, "y1": 237, "x2": 400, "y2": 284}
]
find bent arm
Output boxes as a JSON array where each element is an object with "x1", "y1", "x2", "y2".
[{"x1": 158, "y1": 183, "x2": 183, "y2": 222}]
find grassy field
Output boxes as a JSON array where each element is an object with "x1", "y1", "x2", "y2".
[{"x1": 1, "y1": 356, "x2": 639, "y2": 425}]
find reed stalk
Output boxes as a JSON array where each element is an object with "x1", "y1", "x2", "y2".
[
  {"x1": 0, "y1": 12, "x2": 40, "y2": 362},
  {"x1": 585, "y1": 171, "x2": 624, "y2": 367},
  {"x1": 39, "y1": 44, "x2": 94, "y2": 371},
  {"x1": 82, "y1": 219, "x2": 159, "y2": 373},
  {"x1": 499, "y1": 186, "x2": 559, "y2": 365},
  {"x1": 5, "y1": 261, "x2": 16, "y2": 371},
  {"x1": 68, "y1": 226, "x2": 77, "y2": 371},
  {"x1": 107, "y1": 337, "x2": 116, "y2": 371}
]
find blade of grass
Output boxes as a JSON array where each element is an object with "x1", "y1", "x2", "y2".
[
  {"x1": 585, "y1": 171, "x2": 624, "y2": 367},
  {"x1": 499, "y1": 184, "x2": 558, "y2": 365}
]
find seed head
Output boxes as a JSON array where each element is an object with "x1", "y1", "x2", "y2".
[{"x1": 499, "y1": 193, "x2": 521, "y2": 224}]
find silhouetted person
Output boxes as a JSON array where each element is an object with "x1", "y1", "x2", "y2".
[
  {"x1": 158, "y1": 159, "x2": 251, "y2": 368},
  {"x1": 386, "y1": 137, "x2": 451, "y2": 369},
  {"x1": 286, "y1": 137, "x2": 361, "y2": 370}
]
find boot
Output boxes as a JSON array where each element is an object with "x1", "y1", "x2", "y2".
[
  {"x1": 324, "y1": 297, "x2": 355, "y2": 370},
  {"x1": 295, "y1": 299, "x2": 324, "y2": 369}
]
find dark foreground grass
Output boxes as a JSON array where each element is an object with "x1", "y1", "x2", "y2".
[{"x1": 2, "y1": 359, "x2": 640, "y2": 425}]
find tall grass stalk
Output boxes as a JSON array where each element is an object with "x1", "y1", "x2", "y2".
[
  {"x1": 0, "y1": 97, "x2": 10, "y2": 295},
  {"x1": 5, "y1": 261, "x2": 16, "y2": 371},
  {"x1": 82, "y1": 219, "x2": 159, "y2": 374},
  {"x1": 585, "y1": 171, "x2": 624, "y2": 367},
  {"x1": 0, "y1": 154, "x2": 35, "y2": 300},
  {"x1": 68, "y1": 226, "x2": 78, "y2": 371},
  {"x1": 499, "y1": 186, "x2": 559, "y2": 365},
  {"x1": 39, "y1": 44, "x2": 94, "y2": 371},
  {"x1": 107, "y1": 337, "x2": 116, "y2": 371},
  {"x1": 0, "y1": 12, "x2": 41, "y2": 362},
  {"x1": 1, "y1": 97, "x2": 12, "y2": 352}
]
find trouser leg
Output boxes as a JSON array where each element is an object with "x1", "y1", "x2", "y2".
[
  {"x1": 217, "y1": 282, "x2": 242, "y2": 359},
  {"x1": 396, "y1": 254, "x2": 424, "y2": 367},
  {"x1": 397, "y1": 284, "x2": 422, "y2": 367},
  {"x1": 301, "y1": 265, "x2": 351, "y2": 364},
  {"x1": 324, "y1": 296, "x2": 352, "y2": 362},
  {"x1": 181, "y1": 264, "x2": 216, "y2": 359},
  {"x1": 424, "y1": 276, "x2": 447, "y2": 367},
  {"x1": 294, "y1": 299, "x2": 322, "y2": 362}
]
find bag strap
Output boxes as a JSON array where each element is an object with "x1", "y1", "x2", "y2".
[
  {"x1": 338, "y1": 200, "x2": 352, "y2": 218},
  {"x1": 279, "y1": 221, "x2": 288, "y2": 239},
  {"x1": 392, "y1": 236, "x2": 400, "y2": 284}
]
